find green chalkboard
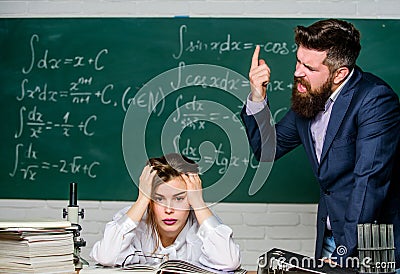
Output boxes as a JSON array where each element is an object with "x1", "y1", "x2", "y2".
[{"x1": 1, "y1": 18, "x2": 399, "y2": 203}]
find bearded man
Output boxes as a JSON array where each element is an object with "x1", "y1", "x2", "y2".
[{"x1": 240, "y1": 19, "x2": 400, "y2": 271}]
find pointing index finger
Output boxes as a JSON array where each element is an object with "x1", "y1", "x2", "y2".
[{"x1": 251, "y1": 45, "x2": 261, "y2": 69}]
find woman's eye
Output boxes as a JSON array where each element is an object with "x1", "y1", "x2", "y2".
[
  {"x1": 155, "y1": 197, "x2": 163, "y2": 202},
  {"x1": 175, "y1": 196, "x2": 184, "y2": 201}
]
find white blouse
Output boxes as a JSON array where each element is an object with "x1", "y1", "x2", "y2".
[{"x1": 90, "y1": 206, "x2": 241, "y2": 271}]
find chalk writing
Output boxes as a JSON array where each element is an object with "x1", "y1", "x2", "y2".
[
  {"x1": 172, "y1": 135, "x2": 260, "y2": 175},
  {"x1": 171, "y1": 62, "x2": 241, "y2": 92},
  {"x1": 22, "y1": 34, "x2": 108, "y2": 74},
  {"x1": 14, "y1": 106, "x2": 97, "y2": 138},
  {"x1": 9, "y1": 143, "x2": 100, "y2": 181},
  {"x1": 4, "y1": 22, "x2": 294, "y2": 191},
  {"x1": 173, "y1": 24, "x2": 297, "y2": 59},
  {"x1": 17, "y1": 77, "x2": 167, "y2": 114},
  {"x1": 171, "y1": 93, "x2": 244, "y2": 130}
]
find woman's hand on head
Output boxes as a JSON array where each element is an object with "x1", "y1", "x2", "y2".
[
  {"x1": 181, "y1": 173, "x2": 206, "y2": 210},
  {"x1": 137, "y1": 165, "x2": 156, "y2": 202},
  {"x1": 126, "y1": 165, "x2": 156, "y2": 222},
  {"x1": 181, "y1": 173, "x2": 213, "y2": 225}
]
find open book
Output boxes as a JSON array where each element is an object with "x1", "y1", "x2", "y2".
[{"x1": 121, "y1": 259, "x2": 247, "y2": 274}]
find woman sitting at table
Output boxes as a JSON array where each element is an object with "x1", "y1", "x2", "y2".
[{"x1": 90, "y1": 153, "x2": 241, "y2": 271}]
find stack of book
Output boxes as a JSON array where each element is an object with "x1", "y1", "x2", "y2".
[{"x1": 0, "y1": 220, "x2": 76, "y2": 274}]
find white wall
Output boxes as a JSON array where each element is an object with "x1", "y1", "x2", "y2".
[
  {"x1": 0, "y1": 0, "x2": 400, "y2": 18},
  {"x1": 1, "y1": 0, "x2": 399, "y2": 271}
]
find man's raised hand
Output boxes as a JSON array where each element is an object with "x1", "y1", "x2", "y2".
[{"x1": 249, "y1": 45, "x2": 271, "y2": 102}]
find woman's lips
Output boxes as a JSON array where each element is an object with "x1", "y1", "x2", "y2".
[{"x1": 162, "y1": 219, "x2": 177, "y2": 225}]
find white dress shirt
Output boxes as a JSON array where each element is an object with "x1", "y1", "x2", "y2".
[{"x1": 90, "y1": 206, "x2": 241, "y2": 271}]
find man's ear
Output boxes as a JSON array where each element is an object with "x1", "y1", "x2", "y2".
[{"x1": 333, "y1": 67, "x2": 350, "y2": 85}]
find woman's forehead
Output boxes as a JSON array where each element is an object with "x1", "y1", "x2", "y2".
[{"x1": 155, "y1": 177, "x2": 186, "y2": 195}]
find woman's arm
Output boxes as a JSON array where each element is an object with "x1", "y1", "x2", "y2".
[
  {"x1": 126, "y1": 165, "x2": 155, "y2": 222},
  {"x1": 182, "y1": 173, "x2": 212, "y2": 225},
  {"x1": 90, "y1": 207, "x2": 141, "y2": 266},
  {"x1": 90, "y1": 165, "x2": 156, "y2": 266},
  {"x1": 182, "y1": 174, "x2": 241, "y2": 271}
]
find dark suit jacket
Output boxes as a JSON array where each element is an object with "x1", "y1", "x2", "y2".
[{"x1": 241, "y1": 67, "x2": 400, "y2": 268}]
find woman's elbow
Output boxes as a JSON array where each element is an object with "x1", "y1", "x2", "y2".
[
  {"x1": 223, "y1": 248, "x2": 242, "y2": 271},
  {"x1": 90, "y1": 243, "x2": 118, "y2": 266},
  {"x1": 204, "y1": 246, "x2": 241, "y2": 271}
]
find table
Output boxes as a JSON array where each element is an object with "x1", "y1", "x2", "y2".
[{"x1": 77, "y1": 265, "x2": 257, "y2": 273}]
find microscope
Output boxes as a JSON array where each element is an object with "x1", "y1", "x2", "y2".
[{"x1": 63, "y1": 182, "x2": 88, "y2": 270}]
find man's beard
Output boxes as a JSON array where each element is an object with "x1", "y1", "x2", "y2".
[{"x1": 291, "y1": 75, "x2": 334, "y2": 119}]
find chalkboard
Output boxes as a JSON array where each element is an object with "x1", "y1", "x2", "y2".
[{"x1": 1, "y1": 18, "x2": 399, "y2": 203}]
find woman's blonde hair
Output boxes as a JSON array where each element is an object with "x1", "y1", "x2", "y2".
[{"x1": 144, "y1": 153, "x2": 198, "y2": 252}]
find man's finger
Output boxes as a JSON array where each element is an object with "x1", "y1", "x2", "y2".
[{"x1": 251, "y1": 45, "x2": 261, "y2": 69}]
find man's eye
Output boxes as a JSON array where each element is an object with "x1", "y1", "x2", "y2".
[{"x1": 306, "y1": 66, "x2": 316, "y2": 72}]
